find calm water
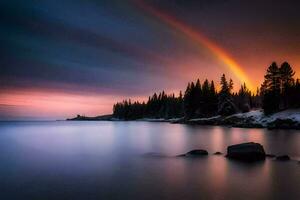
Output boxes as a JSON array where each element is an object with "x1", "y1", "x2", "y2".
[{"x1": 1, "y1": 121, "x2": 300, "y2": 200}]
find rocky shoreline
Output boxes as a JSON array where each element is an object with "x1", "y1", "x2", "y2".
[
  {"x1": 151, "y1": 110, "x2": 300, "y2": 130},
  {"x1": 184, "y1": 110, "x2": 300, "y2": 129},
  {"x1": 183, "y1": 115, "x2": 300, "y2": 130},
  {"x1": 67, "y1": 109, "x2": 300, "y2": 130}
]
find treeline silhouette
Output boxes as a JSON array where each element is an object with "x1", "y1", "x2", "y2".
[
  {"x1": 113, "y1": 62, "x2": 300, "y2": 120},
  {"x1": 113, "y1": 91, "x2": 184, "y2": 120},
  {"x1": 261, "y1": 62, "x2": 300, "y2": 114}
]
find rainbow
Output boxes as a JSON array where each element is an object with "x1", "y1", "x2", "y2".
[{"x1": 136, "y1": 1, "x2": 254, "y2": 91}]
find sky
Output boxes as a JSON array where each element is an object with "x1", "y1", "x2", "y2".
[{"x1": 1, "y1": 0, "x2": 300, "y2": 120}]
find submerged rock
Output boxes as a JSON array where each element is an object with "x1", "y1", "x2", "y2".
[
  {"x1": 276, "y1": 155, "x2": 290, "y2": 161},
  {"x1": 266, "y1": 154, "x2": 276, "y2": 158},
  {"x1": 184, "y1": 149, "x2": 208, "y2": 157},
  {"x1": 214, "y1": 152, "x2": 223, "y2": 155},
  {"x1": 226, "y1": 142, "x2": 266, "y2": 161}
]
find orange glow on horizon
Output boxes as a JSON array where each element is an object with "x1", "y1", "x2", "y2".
[
  {"x1": 137, "y1": 0, "x2": 255, "y2": 91},
  {"x1": 0, "y1": 89, "x2": 147, "y2": 119}
]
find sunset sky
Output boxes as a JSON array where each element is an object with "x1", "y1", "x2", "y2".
[{"x1": 1, "y1": 0, "x2": 300, "y2": 120}]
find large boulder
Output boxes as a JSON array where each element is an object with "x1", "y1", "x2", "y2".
[{"x1": 226, "y1": 142, "x2": 266, "y2": 161}]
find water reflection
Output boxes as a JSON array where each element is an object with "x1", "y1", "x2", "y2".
[
  {"x1": 211, "y1": 127, "x2": 226, "y2": 152},
  {"x1": 0, "y1": 121, "x2": 299, "y2": 200}
]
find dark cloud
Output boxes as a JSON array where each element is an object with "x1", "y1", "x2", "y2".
[
  {"x1": 1, "y1": 0, "x2": 300, "y2": 95},
  {"x1": 1, "y1": 0, "x2": 198, "y2": 95}
]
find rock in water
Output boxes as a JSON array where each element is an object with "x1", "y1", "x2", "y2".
[
  {"x1": 266, "y1": 154, "x2": 276, "y2": 158},
  {"x1": 276, "y1": 155, "x2": 290, "y2": 161},
  {"x1": 226, "y1": 142, "x2": 266, "y2": 161},
  {"x1": 185, "y1": 149, "x2": 208, "y2": 156},
  {"x1": 214, "y1": 152, "x2": 223, "y2": 155}
]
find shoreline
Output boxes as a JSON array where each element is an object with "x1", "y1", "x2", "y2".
[{"x1": 67, "y1": 109, "x2": 300, "y2": 130}]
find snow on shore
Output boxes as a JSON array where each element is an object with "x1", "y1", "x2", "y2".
[
  {"x1": 232, "y1": 109, "x2": 300, "y2": 125},
  {"x1": 188, "y1": 109, "x2": 300, "y2": 129}
]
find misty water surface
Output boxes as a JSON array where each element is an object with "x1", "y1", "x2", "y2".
[{"x1": 0, "y1": 121, "x2": 300, "y2": 200}]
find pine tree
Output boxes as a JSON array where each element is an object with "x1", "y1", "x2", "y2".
[
  {"x1": 193, "y1": 79, "x2": 202, "y2": 117},
  {"x1": 237, "y1": 83, "x2": 251, "y2": 112},
  {"x1": 280, "y1": 62, "x2": 295, "y2": 90},
  {"x1": 229, "y1": 79, "x2": 234, "y2": 92},
  {"x1": 218, "y1": 74, "x2": 237, "y2": 116},
  {"x1": 177, "y1": 91, "x2": 184, "y2": 117},
  {"x1": 200, "y1": 79, "x2": 210, "y2": 116},
  {"x1": 294, "y1": 79, "x2": 300, "y2": 107},
  {"x1": 279, "y1": 62, "x2": 295, "y2": 108},
  {"x1": 184, "y1": 83, "x2": 193, "y2": 119},
  {"x1": 265, "y1": 62, "x2": 281, "y2": 91},
  {"x1": 261, "y1": 62, "x2": 281, "y2": 114},
  {"x1": 209, "y1": 80, "x2": 218, "y2": 115}
]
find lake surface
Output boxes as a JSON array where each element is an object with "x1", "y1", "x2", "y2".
[{"x1": 1, "y1": 121, "x2": 300, "y2": 200}]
